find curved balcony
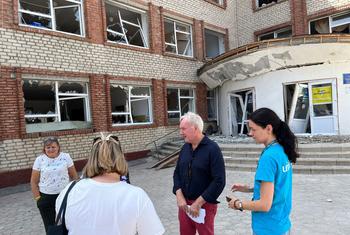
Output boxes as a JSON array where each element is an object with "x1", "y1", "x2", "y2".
[{"x1": 198, "y1": 34, "x2": 350, "y2": 89}]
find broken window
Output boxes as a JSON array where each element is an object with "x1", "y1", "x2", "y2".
[
  {"x1": 257, "y1": 0, "x2": 278, "y2": 8},
  {"x1": 110, "y1": 85, "x2": 152, "y2": 125},
  {"x1": 204, "y1": 29, "x2": 225, "y2": 58},
  {"x1": 207, "y1": 89, "x2": 217, "y2": 120},
  {"x1": 105, "y1": 2, "x2": 148, "y2": 48},
  {"x1": 310, "y1": 11, "x2": 350, "y2": 34},
  {"x1": 164, "y1": 18, "x2": 193, "y2": 57},
  {"x1": 22, "y1": 79, "x2": 91, "y2": 133},
  {"x1": 18, "y1": 0, "x2": 84, "y2": 35},
  {"x1": 258, "y1": 27, "x2": 292, "y2": 41},
  {"x1": 167, "y1": 88, "x2": 195, "y2": 122},
  {"x1": 208, "y1": 0, "x2": 224, "y2": 5}
]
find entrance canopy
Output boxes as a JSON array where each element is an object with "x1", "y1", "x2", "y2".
[{"x1": 198, "y1": 35, "x2": 350, "y2": 89}]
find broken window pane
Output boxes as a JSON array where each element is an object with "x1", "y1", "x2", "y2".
[
  {"x1": 131, "y1": 98, "x2": 150, "y2": 123},
  {"x1": 59, "y1": 98, "x2": 85, "y2": 121},
  {"x1": 20, "y1": 12, "x2": 52, "y2": 29},
  {"x1": 19, "y1": 0, "x2": 51, "y2": 15},
  {"x1": 19, "y1": 0, "x2": 84, "y2": 35},
  {"x1": 22, "y1": 79, "x2": 91, "y2": 133},
  {"x1": 58, "y1": 81, "x2": 86, "y2": 93},
  {"x1": 205, "y1": 29, "x2": 225, "y2": 58},
  {"x1": 111, "y1": 86, "x2": 128, "y2": 113},
  {"x1": 294, "y1": 86, "x2": 309, "y2": 119},
  {"x1": 23, "y1": 80, "x2": 56, "y2": 117},
  {"x1": 164, "y1": 19, "x2": 193, "y2": 57},
  {"x1": 111, "y1": 85, "x2": 152, "y2": 125},
  {"x1": 167, "y1": 88, "x2": 195, "y2": 122},
  {"x1": 54, "y1": 4, "x2": 81, "y2": 35},
  {"x1": 258, "y1": 0, "x2": 277, "y2": 8},
  {"x1": 131, "y1": 87, "x2": 150, "y2": 96},
  {"x1": 180, "y1": 89, "x2": 193, "y2": 97},
  {"x1": 105, "y1": 2, "x2": 148, "y2": 47},
  {"x1": 164, "y1": 20, "x2": 175, "y2": 44},
  {"x1": 167, "y1": 89, "x2": 179, "y2": 111},
  {"x1": 310, "y1": 17, "x2": 330, "y2": 34}
]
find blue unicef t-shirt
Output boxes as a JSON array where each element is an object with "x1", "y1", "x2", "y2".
[{"x1": 252, "y1": 143, "x2": 292, "y2": 235}]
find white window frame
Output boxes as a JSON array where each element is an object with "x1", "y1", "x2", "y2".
[
  {"x1": 258, "y1": 27, "x2": 292, "y2": 41},
  {"x1": 111, "y1": 85, "x2": 153, "y2": 126},
  {"x1": 210, "y1": 0, "x2": 224, "y2": 5},
  {"x1": 167, "y1": 88, "x2": 195, "y2": 120},
  {"x1": 164, "y1": 18, "x2": 193, "y2": 57},
  {"x1": 204, "y1": 28, "x2": 225, "y2": 58},
  {"x1": 23, "y1": 79, "x2": 91, "y2": 132},
  {"x1": 105, "y1": 1, "x2": 149, "y2": 48},
  {"x1": 256, "y1": 0, "x2": 278, "y2": 8},
  {"x1": 18, "y1": 0, "x2": 85, "y2": 36},
  {"x1": 309, "y1": 11, "x2": 350, "y2": 34},
  {"x1": 207, "y1": 88, "x2": 218, "y2": 120}
]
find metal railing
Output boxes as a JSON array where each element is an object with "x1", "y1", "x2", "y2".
[{"x1": 145, "y1": 128, "x2": 180, "y2": 160}]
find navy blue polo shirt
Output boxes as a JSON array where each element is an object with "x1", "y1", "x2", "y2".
[{"x1": 173, "y1": 135, "x2": 226, "y2": 203}]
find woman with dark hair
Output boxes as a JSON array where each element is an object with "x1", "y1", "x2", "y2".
[
  {"x1": 30, "y1": 137, "x2": 78, "y2": 234},
  {"x1": 227, "y1": 108, "x2": 298, "y2": 235}
]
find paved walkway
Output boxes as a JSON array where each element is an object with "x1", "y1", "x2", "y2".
[{"x1": 1, "y1": 158, "x2": 350, "y2": 235}]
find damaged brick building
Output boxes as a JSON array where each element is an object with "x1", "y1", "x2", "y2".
[{"x1": 1, "y1": 0, "x2": 350, "y2": 187}]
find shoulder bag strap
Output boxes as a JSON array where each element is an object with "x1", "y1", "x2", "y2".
[{"x1": 55, "y1": 180, "x2": 78, "y2": 225}]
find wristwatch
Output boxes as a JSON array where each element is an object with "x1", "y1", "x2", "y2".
[{"x1": 234, "y1": 199, "x2": 243, "y2": 211}]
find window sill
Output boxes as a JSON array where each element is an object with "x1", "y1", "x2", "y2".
[
  {"x1": 203, "y1": 0, "x2": 227, "y2": 9},
  {"x1": 163, "y1": 52, "x2": 197, "y2": 61},
  {"x1": 109, "y1": 123, "x2": 157, "y2": 131},
  {"x1": 16, "y1": 24, "x2": 87, "y2": 42},
  {"x1": 253, "y1": 0, "x2": 288, "y2": 12},
  {"x1": 105, "y1": 41, "x2": 151, "y2": 53},
  {"x1": 22, "y1": 128, "x2": 94, "y2": 139}
]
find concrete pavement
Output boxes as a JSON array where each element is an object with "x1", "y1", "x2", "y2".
[{"x1": 1, "y1": 158, "x2": 350, "y2": 235}]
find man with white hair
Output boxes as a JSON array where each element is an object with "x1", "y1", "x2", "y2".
[{"x1": 173, "y1": 112, "x2": 226, "y2": 235}]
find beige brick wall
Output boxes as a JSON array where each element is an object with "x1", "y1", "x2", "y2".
[
  {"x1": 136, "y1": 0, "x2": 238, "y2": 49},
  {"x1": 0, "y1": 28, "x2": 203, "y2": 82},
  {"x1": 306, "y1": 0, "x2": 350, "y2": 15},
  {"x1": 236, "y1": 0, "x2": 291, "y2": 46},
  {"x1": 0, "y1": 126, "x2": 178, "y2": 171}
]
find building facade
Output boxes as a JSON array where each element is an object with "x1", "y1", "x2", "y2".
[
  {"x1": 199, "y1": 0, "x2": 350, "y2": 137},
  {"x1": 2, "y1": 0, "x2": 350, "y2": 187},
  {"x1": 0, "y1": 0, "x2": 235, "y2": 187}
]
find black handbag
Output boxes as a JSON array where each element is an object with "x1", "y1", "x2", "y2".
[{"x1": 47, "y1": 181, "x2": 78, "y2": 235}]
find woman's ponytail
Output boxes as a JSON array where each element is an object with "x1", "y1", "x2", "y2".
[{"x1": 249, "y1": 108, "x2": 299, "y2": 163}]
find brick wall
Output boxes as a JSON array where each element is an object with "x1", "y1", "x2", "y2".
[
  {"x1": 306, "y1": 0, "x2": 350, "y2": 15},
  {"x1": 236, "y1": 0, "x2": 291, "y2": 46},
  {"x1": 290, "y1": 0, "x2": 308, "y2": 35}
]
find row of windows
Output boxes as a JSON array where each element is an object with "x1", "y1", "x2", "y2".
[
  {"x1": 22, "y1": 78, "x2": 216, "y2": 133},
  {"x1": 257, "y1": 10, "x2": 350, "y2": 41},
  {"x1": 18, "y1": 0, "x2": 226, "y2": 59}
]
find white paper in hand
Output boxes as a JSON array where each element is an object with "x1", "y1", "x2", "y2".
[{"x1": 186, "y1": 205, "x2": 206, "y2": 224}]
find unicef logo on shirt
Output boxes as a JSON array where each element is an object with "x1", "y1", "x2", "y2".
[{"x1": 282, "y1": 162, "x2": 291, "y2": 173}]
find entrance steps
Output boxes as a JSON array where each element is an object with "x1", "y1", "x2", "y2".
[
  {"x1": 150, "y1": 139, "x2": 350, "y2": 174},
  {"x1": 222, "y1": 142, "x2": 350, "y2": 174}
]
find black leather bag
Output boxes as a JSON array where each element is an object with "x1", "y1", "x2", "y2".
[{"x1": 47, "y1": 181, "x2": 78, "y2": 235}]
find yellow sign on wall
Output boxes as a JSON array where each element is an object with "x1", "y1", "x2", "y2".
[{"x1": 312, "y1": 86, "x2": 332, "y2": 104}]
